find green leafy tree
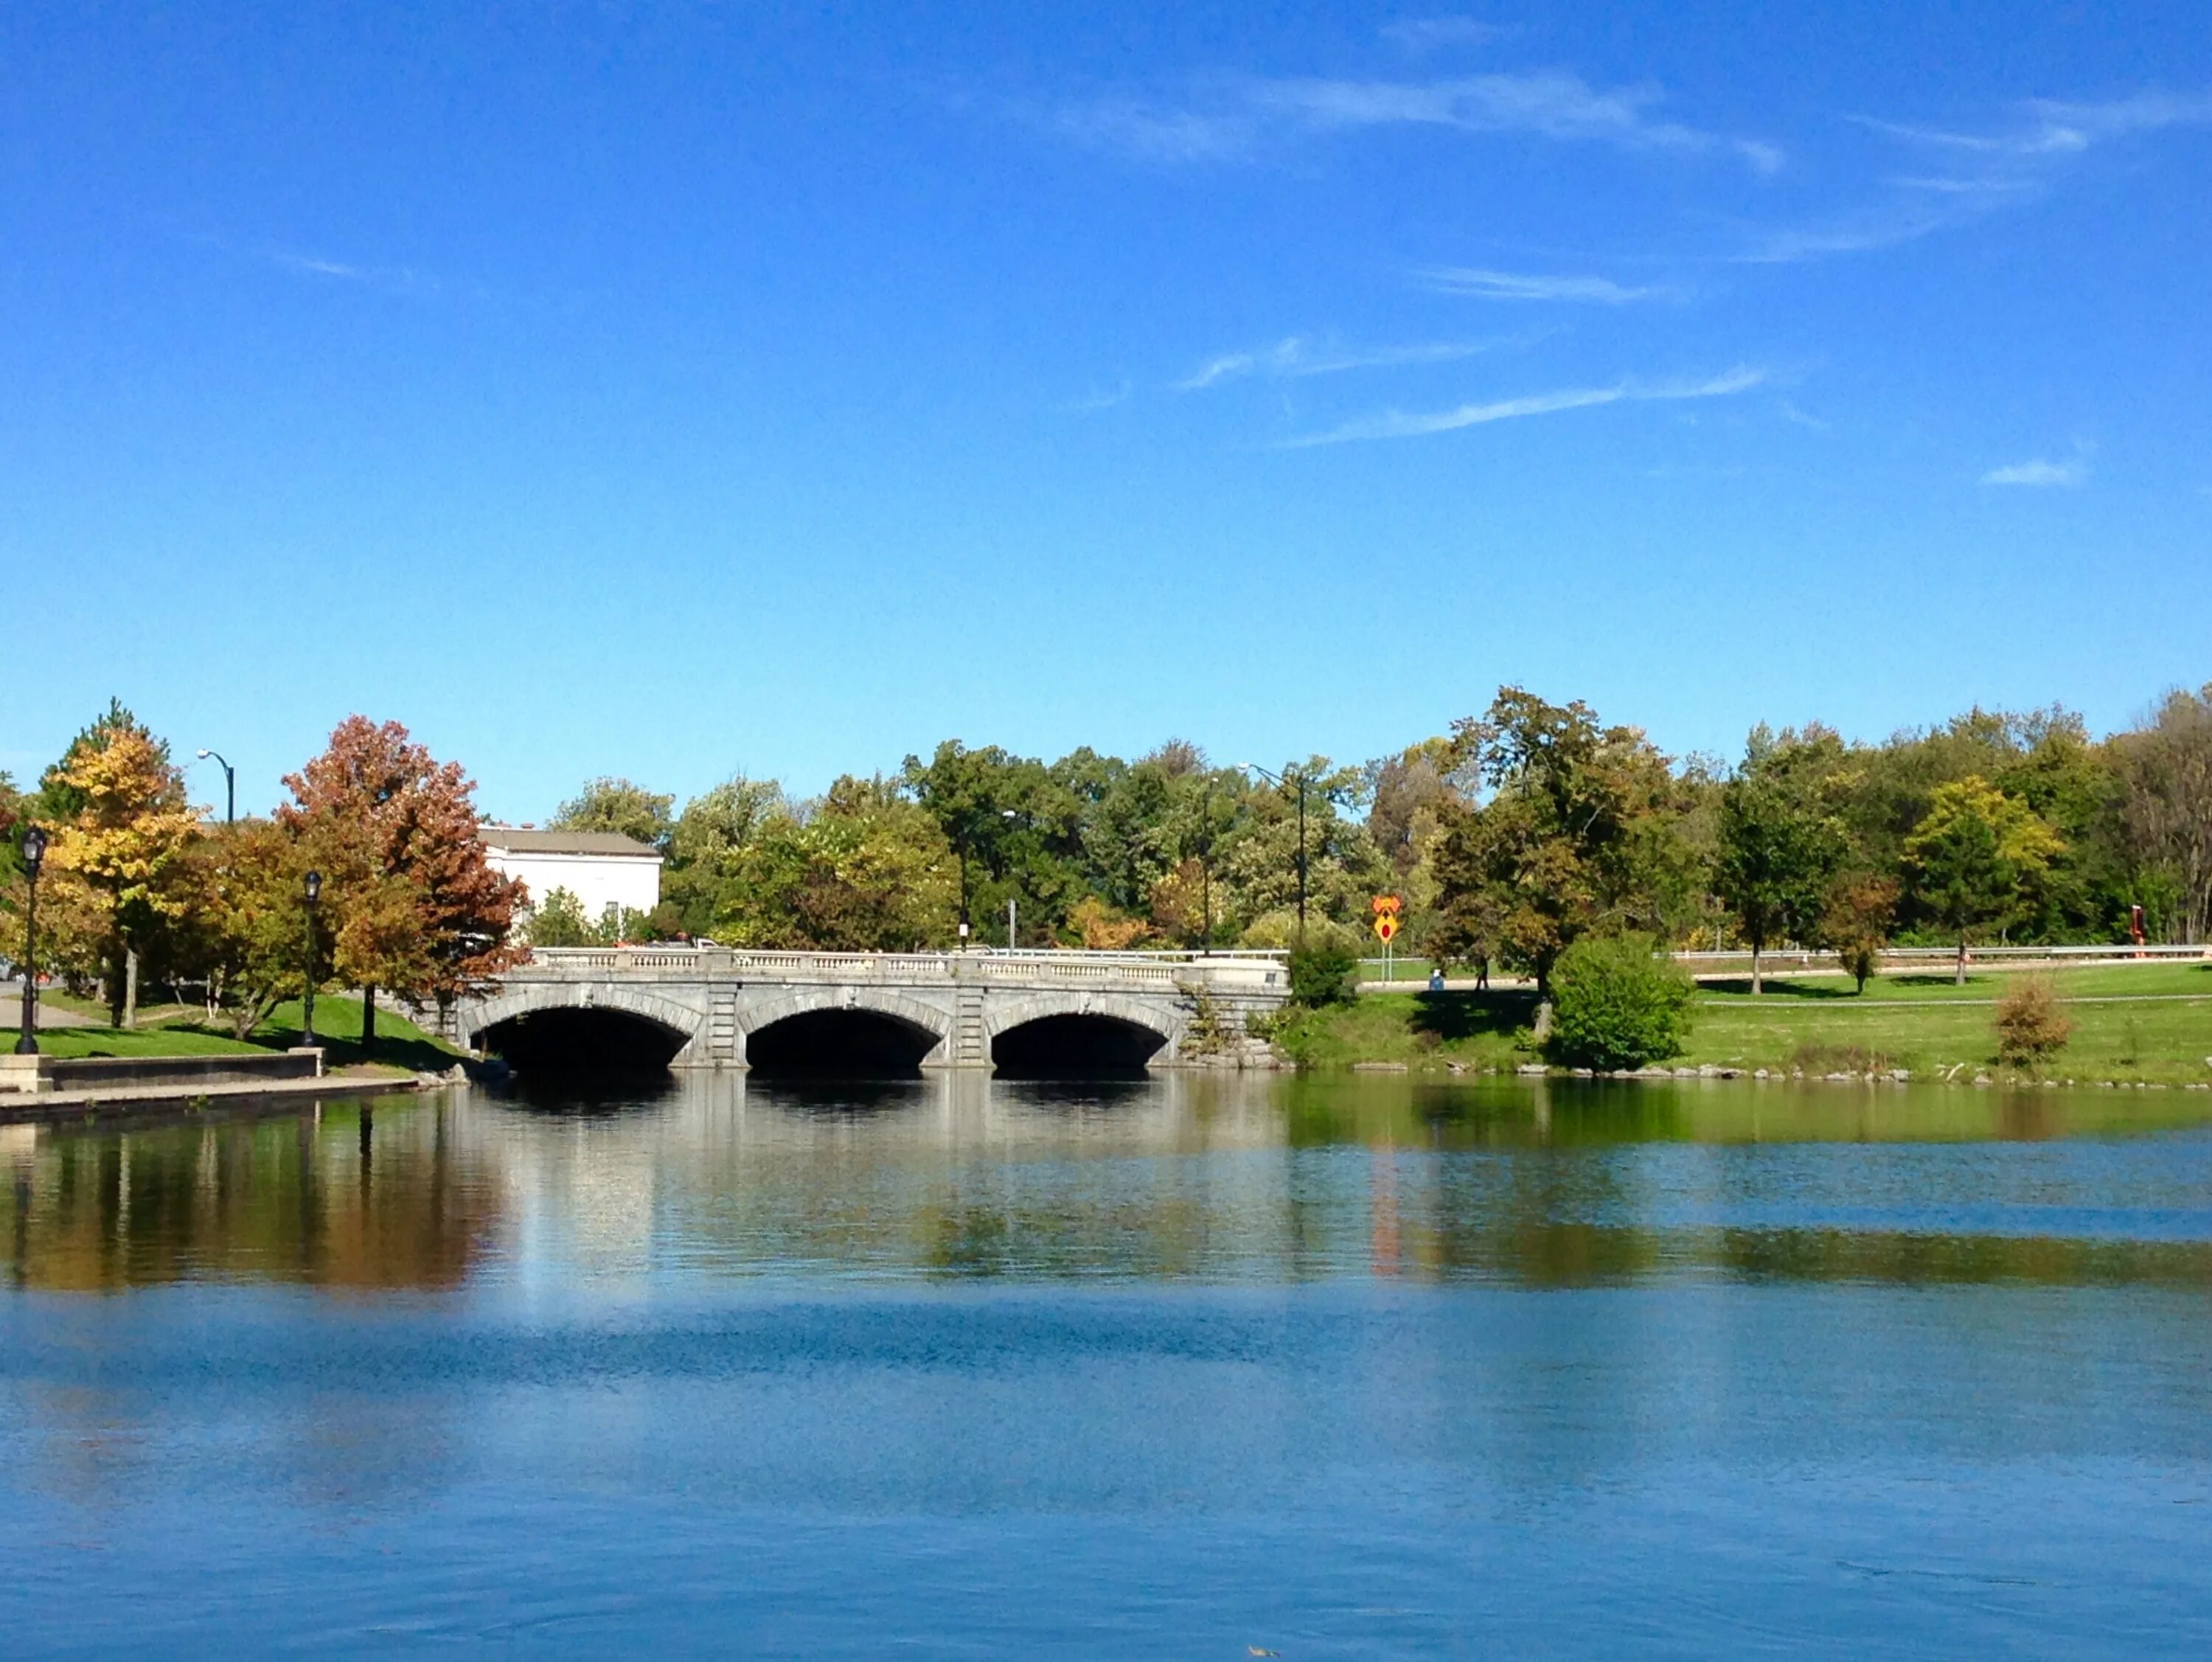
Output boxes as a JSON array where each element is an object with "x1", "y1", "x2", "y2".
[
  {"x1": 551, "y1": 777, "x2": 676, "y2": 852},
  {"x1": 1714, "y1": 773, "x2": 1847, "y2": 992},
  {"x1": 526, "y1": 886, "x2": 597, "y2": 948},
  {"x1": 1904, "y1": 776, "x2": 2065, "y2": 983},
  {"x1": 717, "y1": 776, "x2": 957, "y2": 950},
  {"x1": 186, "y1": 820, "x2": 320, "y2": 1039},
  {"x1": 663, "y1": 774, "x2": 791, "y2": 935},
  {"x1": 2113, "y1": 684, "x2": 2212, "y2": 945},
  {"x1": 1430, "y1": 688, "x2": 1684, "y2": 996}
]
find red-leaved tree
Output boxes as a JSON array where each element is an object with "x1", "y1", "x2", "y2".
[{"x1": 279, "y1": 717, "x2": 526, "y2": 1055}]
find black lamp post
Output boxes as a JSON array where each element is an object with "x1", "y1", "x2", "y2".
[
  {"x1": 1241, "y1": 762, "x2": 1307, "y2": 945},
  {"x1": 302, "y1": 869, "x2": 321, "y2": 1049},
  {"x1": 14, "y1": 826, "x2": 47, "y2": 1055},
  {"x1": 195, "y1": 748, "x2": 235, "y2": 825}
]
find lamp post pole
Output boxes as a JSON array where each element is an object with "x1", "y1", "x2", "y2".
[
  {"x1": 195, "y1": 749, "x2": 235, "y2": 826},
  {"x1": 302, "y1": 870, "x2": 321, "y2": 1049},
  {"x1": 1200, "y1": 779, "x2": 1212, "y2": 956},
  {"x1": 1000, "y1": 807, "x2": 1018, "y2": 949},
  {"x1": 14, "y1": 827, "x2": 47, "y2": 1055},
  {"x1": 1240, "y1": 762, "x2": 1307, "y2": 946}
]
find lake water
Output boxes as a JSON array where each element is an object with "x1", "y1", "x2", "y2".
[{"x1": 4, "y1": 1073, "x2": 2211, "y2": 1657}]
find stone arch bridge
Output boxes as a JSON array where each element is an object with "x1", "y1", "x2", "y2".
[{"x1": 443, "y1": 947, "x2": 1290, "y2": 1074}]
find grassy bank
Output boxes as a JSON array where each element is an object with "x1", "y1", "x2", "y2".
[
  {"x1": 22, "y1": 994, "x2": 456, "y2": 1072},
  {"x1": 1274, "y1": 962, "x2": 2212, "y2": 1085}
]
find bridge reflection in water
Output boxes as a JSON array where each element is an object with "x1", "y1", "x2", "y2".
[{"x1": 5, "y1": 1074, "x2": 2210, "y2": 1293}]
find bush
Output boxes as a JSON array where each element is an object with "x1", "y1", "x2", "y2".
[
  {"x1": 1288, "y1": 939, "x2": 1359, "y2": 1006},
  {"x1": 1544, "y1": 933, "x2": 1694, "y2": 1071},
  {"x1": 1994, "y1": 976, "x2": 2070, "y2": 1067}
]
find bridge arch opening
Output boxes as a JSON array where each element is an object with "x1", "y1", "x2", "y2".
[
  {"x1": 992, "y1": 1014, "x2": 1166, "y2": 1079},
  {"x1": 746, "y1": 1009, "x2": 940, "y2": 1079},
  {"x1": 478, "y1": 1006, "x2": 690, "y2": 1074}
]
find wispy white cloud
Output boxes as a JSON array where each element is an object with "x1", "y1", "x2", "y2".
[
  {"x1": 1066, "y1": 380, "x2": 1133, "y2": 412},
  {"x1": 1736, "y1": 139, "x2": 1788, "y2": 176},
  {"x1": 1380, "y1": 17, "x2": 1505, "y2": 53},
  {"x1": 1733, "y1": 86, "x2": 2212, "y2": 267},
  {"x1": 1051, "y1": 100, "x2": 1255, "y2": 163},
  {"x1": 1249, "y1": 72, "x2": 1707, "y2": 150},
  {"x1": 1175, "y1": 334, "x2": 1504, "y2": 391},
  {"x1": 1419, "y1": 265, "x2": 1666, "y2": 303},
  {"x1": 1981, "y1": 456, "x2": 2088, "y2": 488},
  {"x1": 1054, "y1": 69, "x2": 1778, "y2": 171},
  {"x1": 1731, "y1": 206, "x2": 1955, "y2": 265},
  {"x1": 260, "y1": 245, "x2": 437, "y2": 296},
  {"x1": 1284, "y1": 364, "x2": 1765, "y2": 446},
  {"x1": 1857, "y1": 89, "x2": 2212, "y2": 164}
]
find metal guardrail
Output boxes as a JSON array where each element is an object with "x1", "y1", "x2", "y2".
[{"x1": 1357, "y1": 944, "x2": 2208, "y2": 972}]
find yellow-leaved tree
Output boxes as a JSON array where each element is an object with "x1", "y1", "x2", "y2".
[{"x1": 42, "y1": 709, "x2": 201, "y2": 1026}]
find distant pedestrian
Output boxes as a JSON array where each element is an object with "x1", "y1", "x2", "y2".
[
  {"x1": 1475, "y1": 958, "x2": 1489, "y2": 992},
  {"x1": 1428, "y1": 967, "x2": 1444, "y2": 992}
]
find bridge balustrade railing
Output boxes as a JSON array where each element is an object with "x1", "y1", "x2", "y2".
[{"x1": 516, "y1": 947, "x2": 1287, "y2": 990}]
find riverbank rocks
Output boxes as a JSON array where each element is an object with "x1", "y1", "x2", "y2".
[
  {"x1": 1516, "y1": 1063, "x2": 1548, "y2": 1076},
  {"x1": 1352, "y1": 1060, "x2": 1409, "y2": 1073}
]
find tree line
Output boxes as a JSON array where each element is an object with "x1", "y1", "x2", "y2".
[
  {"x1": 0, "y1": 706, "x2": 522, "y2": 1047},
  {"x1": 4, "y1": 683, "x2": 2208, "y2": 1037}
]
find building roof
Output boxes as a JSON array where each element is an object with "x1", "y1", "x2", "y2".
[{"x1": 481, "y1": 826, "x2": 664, "y2": 860}]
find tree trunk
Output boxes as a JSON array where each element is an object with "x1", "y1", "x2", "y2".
[
  {"x1": 1955, "y1": 934, "x2": 1969, "y2": 986},
  {"x1": 106, "y1": 949, "x2": 126, "y2": 1027},
  {"x1": 361, "y1": 984, "x2": 378, "y2": 1059},
  {"x1": 123, "y1": 948, "x2": 140, "y2": 1030},
  {"x1": 1750, "y1": 941, "x2": 1763, "y2": 995}
]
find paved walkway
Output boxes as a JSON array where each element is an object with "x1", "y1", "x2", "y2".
[{"x1": 0, "y1": 992, "x2": 94, "y2": 1029}]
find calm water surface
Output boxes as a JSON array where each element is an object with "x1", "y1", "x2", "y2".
[{"x1": 4, "y1": 1073, "x2": 2210, "y2": 1657}]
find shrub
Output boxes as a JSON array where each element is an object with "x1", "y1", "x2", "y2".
[
  {"x1": 1544, "y1": 933, "x2": 1694, "y2": 1071},
  {"x1": 1288, "y1": 939, "x2": 1360, "y2": 1006},
  {"x1": 1835, "y1": 937, "x2": 1881, "y2": 995},
  {"x1": 1790, "y1": 1042, "x2": 1894, "y2": 1076},
  {"x1": 1994, "y1": 976, "x2": 2070, "y2": 1067}
]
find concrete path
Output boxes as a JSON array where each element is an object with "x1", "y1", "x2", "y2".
[{"x1": 0, "y1": 992, "x2": 94, "y2": 1029}]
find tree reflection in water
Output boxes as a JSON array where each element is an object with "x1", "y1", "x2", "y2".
[{"x1": 1, "y1": 1075, "x2": 2209, "y2": 1293}]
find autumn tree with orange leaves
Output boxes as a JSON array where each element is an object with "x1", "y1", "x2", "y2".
[{"x1": 279, "y1": 716, "x2": 526, "y2": 1055}]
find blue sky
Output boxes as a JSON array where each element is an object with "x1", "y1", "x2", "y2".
[{"x1": 5, "y1": 2, "x2": 2208, "y2": 820}]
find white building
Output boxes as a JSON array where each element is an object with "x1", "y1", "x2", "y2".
[{"x1": 481, "y1": 827, "x2": 664, "y2": 929}]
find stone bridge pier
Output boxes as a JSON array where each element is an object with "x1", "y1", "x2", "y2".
[{"x1": 445, "y1": 948, "x2": 1290, "y2": 1074}]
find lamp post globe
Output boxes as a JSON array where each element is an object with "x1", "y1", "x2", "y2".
[
  {"x1": 302, "y1": 869, "x2": 322, "y2": 1050},
  {"x1": 14, "y1": 826, "x2": 46, "y2": 1055}
]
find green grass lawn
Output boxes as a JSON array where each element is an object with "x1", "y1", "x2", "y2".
[
  {"x1": 1278, "y1": 961, "x2": 2212, "y2": 1085},
  {"x1": 24, "y1": 994, "x2": 457, "y2": 1072}
]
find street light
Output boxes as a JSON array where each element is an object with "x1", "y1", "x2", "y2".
[
  {"x1": 302, "y1": 869, "x2": 321, "y2": 1050},
  {"x1": 1240, "y1": 762, "x2": 1307, "y2": 946},
  {"x1": 195, "y1": 748, "x2": 235, "y2": 826},
  {"x1": 1001, "y1": 808, "x2": 1019, "y2": 948},
  {"x1": 1199, "y1": 779, "x2": 1214, "y2": 956},
  {"x1": 13, "y1": 826, "x2": 47, "y2": 1055}
]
